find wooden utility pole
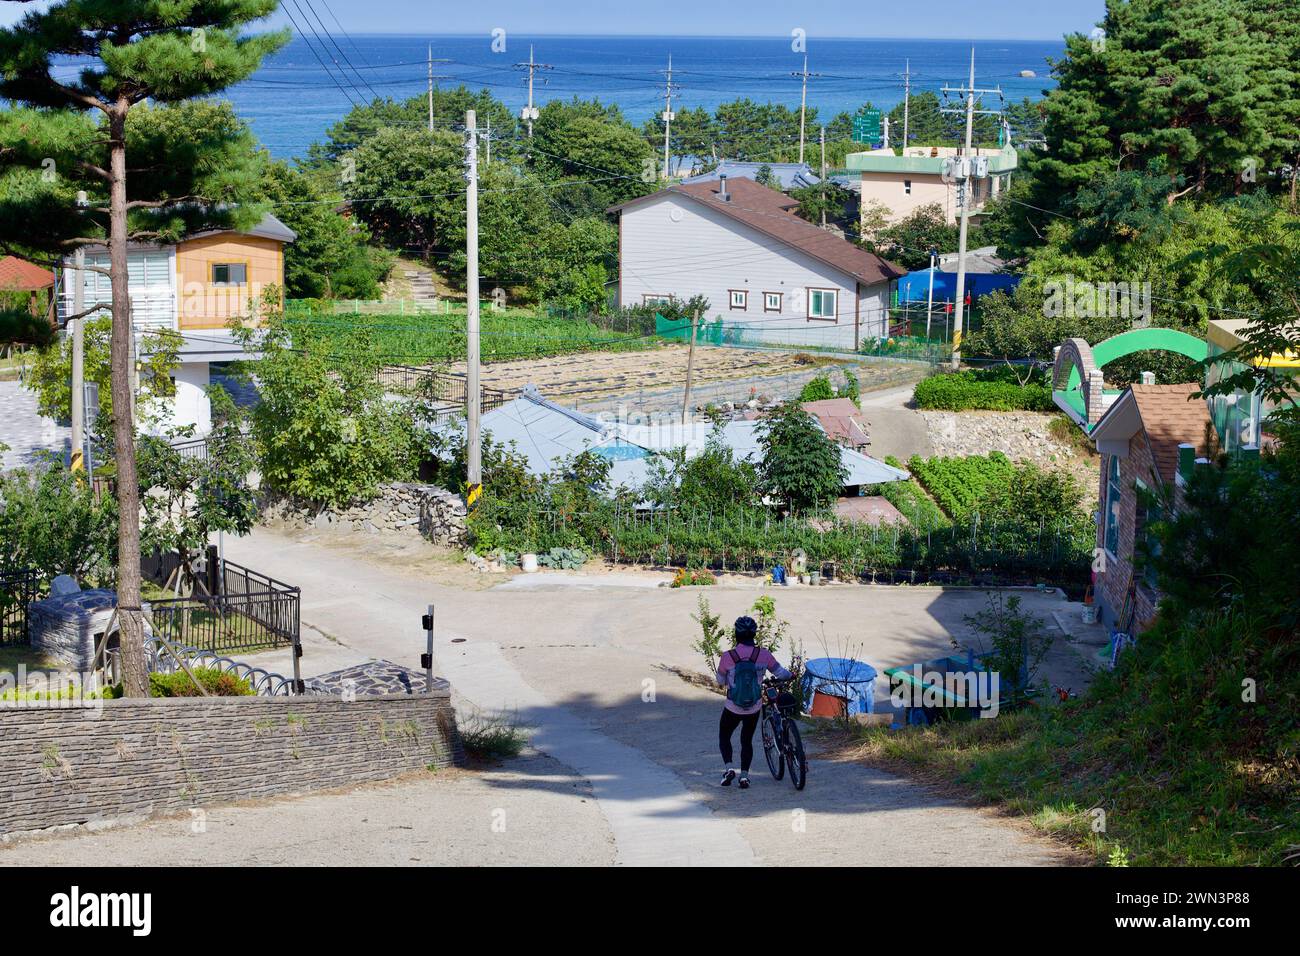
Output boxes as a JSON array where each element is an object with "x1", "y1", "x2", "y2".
[
  {"x1": 465, "y1": 110, "x2": 482, "y2": 493},
  {"x1": 681, "y1": 310, "x2": 699, "y2": 425}
]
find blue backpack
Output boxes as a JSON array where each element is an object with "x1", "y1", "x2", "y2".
[{"x1": 727, "y1": 646, "x2": 764, "y2": 709}]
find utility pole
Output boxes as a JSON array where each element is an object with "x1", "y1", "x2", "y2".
[
  {"x1": 425, "y1": 46, "x2": 451, "y2": 132},
  {"x1": 819, "y1": 125, "x2": 827, "y2": 226},
  {"x1": 681, "y1": 308, "x2": 699, "y2": 425},
  {"x1": 882, "y1": 114, "x2": 891, "y2": 150},
  {"x1": 901, "y1": 59, "x2": 912, "y2": 149},
  {"x1": 925, "y1": 247, "x2": 937, "y2": 340},
  {"x1": 659, "y1": 54, "x2": 677, "y2": 180},
  {"x1": 70, "y1": 247, "x2": 85, "y2": 469},
  {"x1": 484, "y1": 116, "x2": 491, "y2": 164},
  {"x1": 464, "y1": 110, "x2": 482, "y2": 494},
  {"x1": 940, "y1": 48, "x2": 1002, "y2": 370},
  {"x1": 791, "y1": 56, "x2": 821, "y2": 165},
  {"x1": 514, "y1": 45, "x2": 550, "y2": 138}
]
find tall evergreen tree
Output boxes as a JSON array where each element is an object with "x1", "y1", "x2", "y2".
[{"x1": 0, "y1": 1, "x2": 286, "y2": 696}]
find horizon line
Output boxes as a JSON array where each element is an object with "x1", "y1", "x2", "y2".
[{"x1": 329, "y1": 32, "x2": 1068, "y2": 43}]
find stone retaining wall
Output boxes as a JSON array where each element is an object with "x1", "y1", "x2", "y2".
[
  {"x1": 261, "y1": 483, "x2": 467, "y2": 547},
  {"x1": 0, "y1": 692, "x2": 462, "y2": 839}
]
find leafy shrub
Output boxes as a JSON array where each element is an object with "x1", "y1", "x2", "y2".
[
  {"x1": 105, "y1": 667, "x2": 254, "y2": 698},
  {"x1": 867, "y1": 456, "x2": 950, "y2": 531},
  {"x1": 913, "y1": 366, "x2": 1053, "y2": 412},
  {"x1": 0, "y1": 464, "x2": 119, "y2": 586},
  {"x1": 799, "y1": 374, "x2": 836, "y2": 402},
  {"x1": 757, "y1": 402, "x2": 846, "y2": 513},
  {"x1": 671, "y1": 567, "x2": 715, "y2": 587}
]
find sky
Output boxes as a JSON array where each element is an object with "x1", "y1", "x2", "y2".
[{"x1": 1, "y1": 1, "x2": 1107, "y2": 41}]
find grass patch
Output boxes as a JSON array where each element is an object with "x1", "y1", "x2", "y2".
[
  {"x1": 0, "y1": 644, "x2": 55, "y2": 673},
  {"x1": 1047, "y1": 413, "x2": 1098, "y2": 458},
  {"x1": 458, "y1": 707, "x2": 527, "y2": 760},
  {"x1": 842, "y1": 607, "x2": 1300, "y2": 866}
]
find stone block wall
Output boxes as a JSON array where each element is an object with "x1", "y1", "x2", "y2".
[
  {"x1": 0, "y1": 692, "x2": 462, "y2": 839},
  {"x1": 262, "y1": 483, "x2": 467, "y2": 547}
]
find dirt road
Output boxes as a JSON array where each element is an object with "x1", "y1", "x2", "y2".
[{"x1": 1, "y1": 528, "x2": 1089, "y2": 867}]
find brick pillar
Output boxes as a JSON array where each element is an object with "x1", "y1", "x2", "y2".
[{"x1": 1086, "y1": 370, "x2": 1106, "y2": 426}]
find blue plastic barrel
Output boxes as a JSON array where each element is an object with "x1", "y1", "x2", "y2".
[{"x1": 802, "y1": 657, "x2": 878, "y2": 715}]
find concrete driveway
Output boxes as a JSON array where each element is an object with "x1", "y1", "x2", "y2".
[{"x1": 3, "y1": 527, "x2": 1089, "y2": 866}]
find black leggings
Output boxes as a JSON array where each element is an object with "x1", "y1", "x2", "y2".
[{"x1": 719, "y1": 708, "x2": 761, "y2": 772}]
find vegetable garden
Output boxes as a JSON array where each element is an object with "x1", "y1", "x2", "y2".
[{"x1": 285, "y1": 301, "x2": 653, "y2": 364}]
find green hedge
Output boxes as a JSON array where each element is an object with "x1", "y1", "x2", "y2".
[{"x1": 913, "y1": 366, "x2": 1053, "y2": 412}]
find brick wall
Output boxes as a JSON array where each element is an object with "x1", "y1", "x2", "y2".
[
  {"x1": 1095, "y1": 433, "x2": 1162, "y2": 632},
  {"x1": 0, "y1": 692, "x2": 462, "y2": 838}
]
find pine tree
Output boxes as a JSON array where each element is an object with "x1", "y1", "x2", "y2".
[{"x1": 0, "y1": 1, "x2": 286, "y2": 696}]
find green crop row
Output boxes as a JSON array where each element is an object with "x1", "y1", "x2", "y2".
[
  {"x1": 284, "y1": 306, "x2": 653, "y2": 364},
  {"x1": 908, "y1": 452, "x2": 1014, "y2": 520}
]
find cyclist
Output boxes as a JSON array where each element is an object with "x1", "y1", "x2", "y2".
[{"x1": 716, "y1": 615, "x2": 791, "y2": 789}]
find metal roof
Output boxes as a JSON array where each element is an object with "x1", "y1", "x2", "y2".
[{"x1": 680, "y1": 161, "x2": 822, "y2": 191}]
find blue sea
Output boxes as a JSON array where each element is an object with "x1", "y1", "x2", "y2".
[{"x1": 229, "y1": 34, "x2": 1064, "y2": 158}]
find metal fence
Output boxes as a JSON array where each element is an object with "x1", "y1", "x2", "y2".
[
  {"x1": 378, "y1": 364, "x2": 509, "y2": 412},
  {"x1": 144, "y1": 552, "x2": 300, "y2": 655},
  {"x1": 0, "y1": 568, "x2": 38, "y2": 646}
]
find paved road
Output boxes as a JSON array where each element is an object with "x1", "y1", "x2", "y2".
[
  {"x1": 4, "y1": 528, "x2": 1088, "y2": 866},
  {"x1": 0, "y1": 380, "x2": 68, "y2": 472}
]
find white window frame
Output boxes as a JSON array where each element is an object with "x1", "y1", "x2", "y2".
[
  {"x1": 642, "y1": 293, "x2": 672, "y2": 307},
  {"x1": 763, "y1": 291, "x2": 782, "y2": 313},
  {"x1": 807, "y1": 287, "x2": 838, "y2": 322},
  {"x1": 729, "y1": 289, "x2": 748, "y2": 311}
]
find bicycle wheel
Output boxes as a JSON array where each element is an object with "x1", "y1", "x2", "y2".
[
  {"x1": 762, "y1": 712, "x2": 784, "y2": 780},
  {"x1": 783, "y1": 719, "x2": 807, "y2": 791}
]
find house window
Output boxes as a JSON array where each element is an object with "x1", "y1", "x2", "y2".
[
  {"x1": 1103, "y1": 454, "x2": 1122, "y2": 558},
  {"x1": 904, "y1": 179, "x2": 912, "y2": 195},
  {"x1": 808, "y1": 288, "x2": 838, "y2": 321},
  {"x1": 211, "y1": 262, "x2": 247, "y2": 285},
  {"x1": 729, "y1": 289, "x2": 748, "y2": 311},
  {"x1": 642, "y1": 294, "x2": 672, "y2": 307},
  {"x1": 764, "y1": 292, "x2": 782, "y2": 313}
]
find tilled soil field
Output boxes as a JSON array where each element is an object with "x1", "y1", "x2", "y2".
[{"x1": 445, "y1": 345, "x2": 927, "y2": 412}]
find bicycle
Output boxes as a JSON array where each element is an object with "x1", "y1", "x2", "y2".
[{"x1": 760, "y1": 677, "x2": 807, "y2": 790}]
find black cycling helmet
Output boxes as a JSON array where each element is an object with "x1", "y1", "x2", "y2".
[{"x1": 734, "y1": 616, "x2": 758, "y2": 645}]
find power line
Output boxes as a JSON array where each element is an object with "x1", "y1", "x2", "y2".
[{"x1": 280, "y1": 0, "x2": 361, "y2": 109}]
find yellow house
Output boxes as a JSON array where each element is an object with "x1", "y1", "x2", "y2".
[
  {"x1": 56, "y1": 213, "x2": 296, "y2": 434},
  {"x1": 175, "y1": 216, "x2": 296, "y2": 329}
]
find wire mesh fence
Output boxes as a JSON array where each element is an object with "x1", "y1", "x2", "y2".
[{"x1": 0, "y1": 568, "x2": 38, "y2": 646}]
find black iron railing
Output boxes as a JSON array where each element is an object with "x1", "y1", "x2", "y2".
[
  {"x1": 144, "y1": 552, "x2": 300, "y2": 655},
  {"x1": 0, "y1": 568, "x2": 38, "y2": 646}
]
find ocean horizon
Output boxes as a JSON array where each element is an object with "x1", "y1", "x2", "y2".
[{"x1": 228, "y1": 34, "x2": 1064, "y2": 158}]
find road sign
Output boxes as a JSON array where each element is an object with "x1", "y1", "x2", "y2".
[{"x1": 852, "y1": 109, "x2": 882, "y2": 144}]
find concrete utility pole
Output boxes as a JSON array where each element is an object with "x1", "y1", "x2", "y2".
[
  {"x1": 660, "y1": 54, "x2": 677, "y2": 179},
  {"x1": 425, "y1": 47, "x2": 451, "y2": 132},
  {"x1": 681, "y1": 308, "x2": 699, "y2": 426},
  {"x1": 883, "y1": 114, "x2": 891, "y2": 150},
  {"x1": 940, "y1": 48, "x2": 1002, "y2": 370},
  {"x1": 901, "y1": 59, "x2": 912, "y2": 149},
  {"x1": 791, "y1": 56, "x2": 821, "y2": 165},
  {"x1": 464, "y1": 110, "x2": 482, "y2": 493},
  {"x1": 819, "y1": 125, "x2": 827, "y2": 226},
  {"x1": 514, "y1": 45, "x2": 550, "y2": 138},
  {"x1": 70, "y1": 247, "x2": 85, "y2": 467},
  {"x1": 925, "y1": 247, "x2": 937, "y2": 340}
]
